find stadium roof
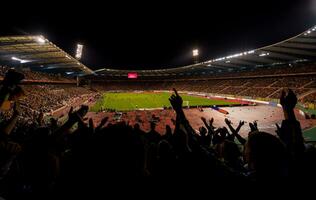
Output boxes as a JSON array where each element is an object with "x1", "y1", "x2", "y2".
[
  {"x1": 0, "y1": 35, "x2": 94, "y2": 76},
  {"x1": 94, "y1": 25, "x2": 316, "y2": 78}
]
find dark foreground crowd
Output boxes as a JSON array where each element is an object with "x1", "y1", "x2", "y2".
[{"x1": 0, "y1": 69, "x2": 315, "y2": 199}]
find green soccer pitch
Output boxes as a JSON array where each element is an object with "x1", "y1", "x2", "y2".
[{"x1": 90, "y1": 92, "x2": 239, "y2": 111}]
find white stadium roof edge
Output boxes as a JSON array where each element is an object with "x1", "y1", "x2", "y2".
[
  {"x1": 94, "y1": 25, "x2": 316, "y2": 77},
  {"x1": 0, "y1": 35, "x2": 94, "y2": 76},
  {"x1": 0, "y1": 25, "x2": 316, "y2": 77}
]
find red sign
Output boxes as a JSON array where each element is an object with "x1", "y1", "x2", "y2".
[{"x1": 128, "y1": 72, "x2": 138, "y2": 79}]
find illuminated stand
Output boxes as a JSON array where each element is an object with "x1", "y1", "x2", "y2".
[{"x1": 10, "y1": 36, "x2": 45, "y2": 69}]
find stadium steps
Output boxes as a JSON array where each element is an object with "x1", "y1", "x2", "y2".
[
  {"x1": 242, "y1": 82, "x2": 252, "y2": 87},
  {"x1": 298, "y1": 89, "x2": 316, "y2": 100},
  {"x1": 236, "y1": 87, "x2": 250, "y2": 96},
  {"x1": 217, "y1": 86, "x2": 231, "y2": 93},
  {"x1": 267, "y1": 87, "x2": 283, "y2": 98},
  {"x1": 236, "y1": 87, "x2": 249, "y2": 95},
  {"x1": 301, "y1": 81, "x2": 315, "y2": 88},
  {"x1": 268, "y1": 80, "x2": 279, "y2": 87}
]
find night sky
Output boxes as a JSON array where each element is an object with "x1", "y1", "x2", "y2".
[{"x1": 1, "y1": 0, "x2": 315, "y2": 70}]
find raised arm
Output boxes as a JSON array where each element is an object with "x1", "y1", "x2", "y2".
[
  {"x1": 169, "y1": 88, "x2": 195, "y2": 135},
  {"x1": 278, "y1": 89, "x2": 305, "y2": 158},
  {"x1": 225, "y1": 118, "x2": 246, "y2": 145},
  {"x1": 54, "y1": 105, "x2": 89, "y2": 135}
]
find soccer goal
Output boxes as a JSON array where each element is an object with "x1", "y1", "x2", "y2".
[{"x1": 183, "y1": 100, "x2": 190, "y2": 108}]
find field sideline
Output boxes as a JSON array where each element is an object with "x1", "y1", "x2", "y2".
[{"x1": 90, "y1": 92, "x2": 240, "y2": 111}]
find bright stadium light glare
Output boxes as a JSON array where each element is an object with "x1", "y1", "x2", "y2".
[
  {"x1": 76, "y1": 44, "x2": 83, "y2": 59},
  {"x1": 192, "y1": 49, "x2": 199, "y2": 57},
  {"x1": 11, "y1": 56, "x2": 31, "y2": 63},
  {"x1": 36, "y1": 36, "x2": 46, "y2": 44},
  {"x1": 307, "y1": 30, "x2": 311, "y2": 34},
  {"x1": 11, "y1": 57, "x2": 19, "y2": 61},
  {"x1": 247, "y1": 50, "x2": 255, "y2": 54},
  {"x1": 259, "y1": 52, "x2": 269, "y2": 57}
]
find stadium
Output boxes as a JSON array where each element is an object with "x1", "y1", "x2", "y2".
[{"x1": 0, "y1": 1, "x2": 316, "y2": 197}]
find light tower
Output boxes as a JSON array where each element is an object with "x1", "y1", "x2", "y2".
[
  {"x1": 192, "y1": 49, "x2": 199, "y2": 63},
  {"x1": 75, "y1": 43, "x2": 84, "y2": 86},
  {"x1": 75, "y1": 44, "x2": 84, "y2": 60}
]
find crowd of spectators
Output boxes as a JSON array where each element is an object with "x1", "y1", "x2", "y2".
[
  {"x1": 92, "y1": 74, "x2": 316, "y2": 101},
  {"x1": 0, "y1": 68, "x2": 96, "y2": 133},
  {"x1": 90, "y1": 63, "x2": 316, "y2": 104},
  {"x1": 0, "y1": 62, "x2": 314, "y2": 198},
  {"x1": 0, "y1": 68, "x2": 315, "y2": 198},
  {"x1": 19, "y1": 85, "x2": 94, "y2": 113},
  {"x1": 301, "y1": 92, "x2": 316, "y2": 104},
  {"x1": 0, "y1": 65, "x2": 74, "y2": 83}
]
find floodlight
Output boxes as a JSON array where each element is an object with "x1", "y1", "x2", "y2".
[
  {"x1": 76, "y1": 44, "x2": 83, "y2": 59},
  {"x1": 192, "y1": 49, "x2": 199, "y2": 57},
  {"x1": 11, "y1": 56, "x2": 31, "y2": 63},
  {"x1": 36, "y1": 36, "x2": 46, "y2": 44},
  {"x1": 11, "y1": 57, "x2": 19, "y2": 61}
]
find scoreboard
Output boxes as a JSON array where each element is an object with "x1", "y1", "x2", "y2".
[{"x1": 128, "y1": 72, "x2": 138, "y2": 79}]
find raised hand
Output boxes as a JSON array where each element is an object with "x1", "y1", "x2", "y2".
[
  {"x1": 239, "y1": 120, "x2": 245, "y2": 127},
  {"x1": 280, "y1": 89, "x2": 297, "y2": 110},
  {"x1": 249, "y1": 120, "x2": 259, "y2": 133},
  {"x1": 68, "y1": 105, "x2": 89, "y2": 124},
  {"x1": 77, "y1": 105, "x2": 89, "y2": 118},
  {"x1": 280, "y1": 89, "x2": 297, "y2": 120},
  {"x1": 169, "y1": 88, "x2": 183, "y2": 112},
  {"x1": 209, "y1": 118, "x2": 214, "y2": 127},
  {"x1": 201, "y1": 117, "x2": 215, "y2": 131},
  {"x1": 67, "y1": 107, "x2": 78, "y2": 123},
  {"x1": 199, "y1": 126, "x2": 207, "y2": 136},
  {"x1": 97, "y1": 116, "x2": 108, "y2": 130},
  {"x1": 224, "y1": 118, "x2": 231, "y2": 125}
]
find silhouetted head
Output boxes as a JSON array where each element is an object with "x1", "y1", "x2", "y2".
[
  {"x1": 150, "y1": 122, "x2": 156, "y2": 130},
  {"x1": 222, "y1": 140, "x2": 241, "y2": 162},
  {"x1": 157, "y1": 140, "x2": 173, "y2": 159},
  {"x1": 244, "y1": 132, "x2": 288, "y2": 178},
  {"x1": 134, "y1": 123, "x2": 140, "y2": 130},
  {"x1": 165, "y1": 125, "x2": 172, "y2": 134}
]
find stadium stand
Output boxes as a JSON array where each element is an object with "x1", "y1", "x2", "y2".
[
  {"x1": 0, "y1": 68, "x2": 315, "y2": 198},
  {"x1": 0, "y1": 26, "x2": 316, "y2": 197},
  {"x1": 90, "y1": 63, "x2": 316, "y2": 101}
]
